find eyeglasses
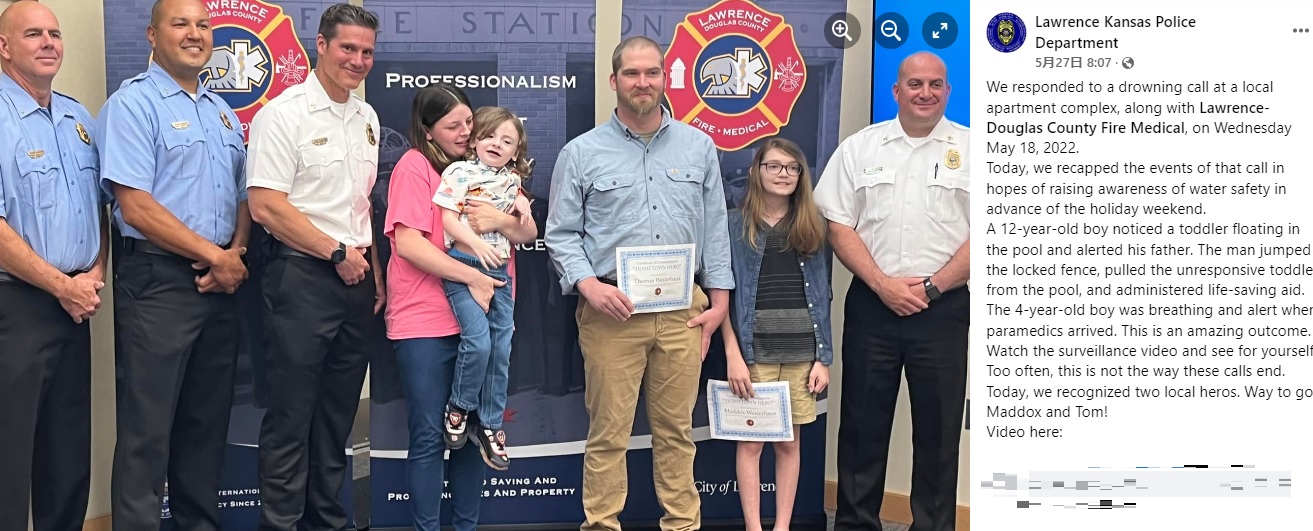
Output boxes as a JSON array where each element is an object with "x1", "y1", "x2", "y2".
[{"x1": 759, "y1": 162, "x2": 802, "y2": 176}]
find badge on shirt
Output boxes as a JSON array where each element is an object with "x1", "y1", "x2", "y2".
[
  {"x1": 220, "y1": 112, "x2": 233, "y2": 131},
  {"x1": 312, "y1": 137, "x2": 328, "y2": 146},
  {"x1": 944, "y1": 149, "x2": 961, "y2": 170},
  {"x1": 76, "y1": 123, "x2": 91, "y2": 145},
  {"x1": 862, "y1": 167, "x2": 882, "y2": 175},
  {"x1": 365, "y1": 124, "x2": 376, "y2": 146},
  {"x1": 27, "y1": 150, "x2": 45, "y2": 159},
  {"x1": 171, "y1": 121, "x2": 190, "y2": 130}
]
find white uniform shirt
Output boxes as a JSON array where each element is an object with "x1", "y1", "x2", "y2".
[
  {"x1": 814, "y1": 117, "x2": 969, "y2": 278},
  {"x1": 246, "y1": 72, "x2": 380, "y2": 247}
]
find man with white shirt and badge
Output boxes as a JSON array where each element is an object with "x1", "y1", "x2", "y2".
[
  {"x1": 245, "y1": 4, "x2": 382, "y2": 530},
  {"x1": 814, "y1": 51, "x2": 970, "y2": 531}
]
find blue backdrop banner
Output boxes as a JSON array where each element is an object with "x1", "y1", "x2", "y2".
[{"x1": 364, "y1": 1, "x2": 600, "y2": 528}]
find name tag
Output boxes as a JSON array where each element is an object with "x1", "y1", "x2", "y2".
[{"x1": 171, "y1": 121, "x2": 189, "y2": 130}]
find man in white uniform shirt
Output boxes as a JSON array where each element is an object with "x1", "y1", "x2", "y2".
[
  {"x1": 245, "y1": 4, "x2": 382, "y2": 530},
  {"x1": 814, "y1": 51, "x2": 970, "y2": 531}
]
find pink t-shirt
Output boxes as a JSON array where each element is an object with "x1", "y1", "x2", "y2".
[
  {"x1": 384, "y1": 150, "x2": 461, "y2": 340},
  {"x1": 384, "y1": 149, "x2": 518, "y2": 340}
]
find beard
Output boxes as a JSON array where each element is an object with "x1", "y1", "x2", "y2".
[{"x1": 620, "y1": 89, "x2": 662, "y2": 116}]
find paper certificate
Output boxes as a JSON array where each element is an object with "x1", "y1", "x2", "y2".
[
  {"x1": 706, "y1": 380, "x2": 794, "y2": 442},
  {"x1": 615, "y1": 244, "x2": 695, "y2": 314}
]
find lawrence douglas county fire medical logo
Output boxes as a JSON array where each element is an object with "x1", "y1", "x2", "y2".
[
  {"x1": 666, "y1": 0, "x2": 806, "y2": 151},
  {"x1": 200, "y1": 0, "x2": 310, "y2": 140}
]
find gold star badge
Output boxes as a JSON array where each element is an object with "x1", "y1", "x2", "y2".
[
  {"x1": 76, "y1": 123, "x2": 91, "y2": 145},
  {"x1": 366, "y1": 124, "x2": 376, "y2": 146},
  {"x1": 944, "y1": 149, "x2": 961, "y2": 170},
  {"x1": 220, "y1": 112, "x2": 233, "y2": 131}
]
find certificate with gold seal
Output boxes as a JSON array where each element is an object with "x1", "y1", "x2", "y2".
[{"x1": 615, "y1": 244, "x2": 695, "y2": 314}]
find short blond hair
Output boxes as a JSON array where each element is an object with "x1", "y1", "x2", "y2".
[{"x1": 611, "y1": 36, "x2": 662, "y2": 74}]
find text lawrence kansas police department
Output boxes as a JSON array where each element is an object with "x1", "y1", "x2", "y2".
[{"x1": 1031, "y1": 14, "x2": 1196, "y2": 50}]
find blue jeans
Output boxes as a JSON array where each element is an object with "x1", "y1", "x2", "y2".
[
  {"x1": 443, "y1": 248, "x2": 515, "y2": 430},
  {"x1": 394, "y1": 337, "x2": 487, "y2": 531}
]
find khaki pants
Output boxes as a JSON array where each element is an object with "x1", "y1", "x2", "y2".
[{"x1": 577, "y1": 286, "x2": 709, "y2": 531}]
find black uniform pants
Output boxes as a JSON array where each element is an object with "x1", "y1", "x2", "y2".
[
  {"x1": 0, "y1": 279, "x2": 91, "y2": 531},
  {"x1": 257, "y1": 254, "x2": 374, "y2": 531},
  {"x1": 834, "y1": 281, "x2": 970, "y2": 531},
  {"x1": 110, "y1": 250, "x2": 238, "y2": 531}
]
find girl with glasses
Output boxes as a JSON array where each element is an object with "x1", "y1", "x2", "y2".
[{"x1": 720, "y1": 137, "x2": 834, "y2": 531}]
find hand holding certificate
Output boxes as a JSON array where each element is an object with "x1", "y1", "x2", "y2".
[
  {"x1": 707, "y1": 380, "x2": 794, "y2": 442},
  {"x1": 616, "y1": 244, "x2": 695, "y2": 314}
]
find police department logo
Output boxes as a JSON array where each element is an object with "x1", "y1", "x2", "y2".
[
  {"x1": 199, "y1": 0, "x2": 310, "y2": 140},
  {"x1": 666, "y1": 0, "x2": 806, "y2": 151},
  {"x1": 987, "y1": 12, "x2": 1026, "y2": 53}
]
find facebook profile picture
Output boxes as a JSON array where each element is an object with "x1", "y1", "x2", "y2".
[{"x1": 987, "y1": 12, "x2": 1027, "y2": 52}]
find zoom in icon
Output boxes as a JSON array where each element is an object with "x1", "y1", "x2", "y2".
[{"x1": 824, "y1": 12, "x2": 862, "y2": 50}]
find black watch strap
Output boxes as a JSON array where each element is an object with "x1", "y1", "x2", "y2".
[
  {"x1": 923, "y1": 277, "x2": 942, "y2": 301},
  {"x1": 330, "y1": 242, "x2": 347, "y2": 264}
]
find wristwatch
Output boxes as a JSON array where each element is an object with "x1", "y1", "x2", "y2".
[
  {"x1": 330, "y1": 242, "x2": 347, "y2": 264},
  {"x1": 922, "y1": 277, "x2": 942, "y2": 301}
]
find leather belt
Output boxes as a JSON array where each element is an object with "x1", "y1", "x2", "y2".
[
  {"x1": 272, "y1": 240, "x2": 367, "y2": 262},
  {"x1": 274, "y1": 241, "x2": 317, "y2": 259},
  {"x1": 123, "y1": 238, "x2": 231, "y2": 258},
  {"x1": 123, "y1": 237, "x2": 178, "y2": 257},
  {"x1": 0, "y1": 269, "x2": 88, "y2": 283}
]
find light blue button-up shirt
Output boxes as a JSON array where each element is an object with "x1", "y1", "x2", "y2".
[
  {"x1": 0, "y1": 74, "x2": 100, "y2": 273},
  {"x1": 99, "y1": 62, "x2": 246, "y2": 246},
  {"x1": 546, "y1": 109, "x2": 734, "y2": 294}
]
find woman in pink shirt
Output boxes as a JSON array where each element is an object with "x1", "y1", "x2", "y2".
[{"x1": 384, "y1": 84, "x2": 535, "y2": 531}]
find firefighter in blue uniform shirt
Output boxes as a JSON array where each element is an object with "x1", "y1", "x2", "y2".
[
  {"x1": 98, "y1": 0, "x2": 250, "y2": 529},
  {"x1": 0, "y1": 2, "x2": 108, "y2": 531}
]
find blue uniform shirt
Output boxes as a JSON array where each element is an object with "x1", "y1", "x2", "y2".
[
  {"x1": 98, "y1": 62, "x2": 246, "y2": 245},
  {"x1": 0, "y1": 74, "x2": 100, "y2": 273}
]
